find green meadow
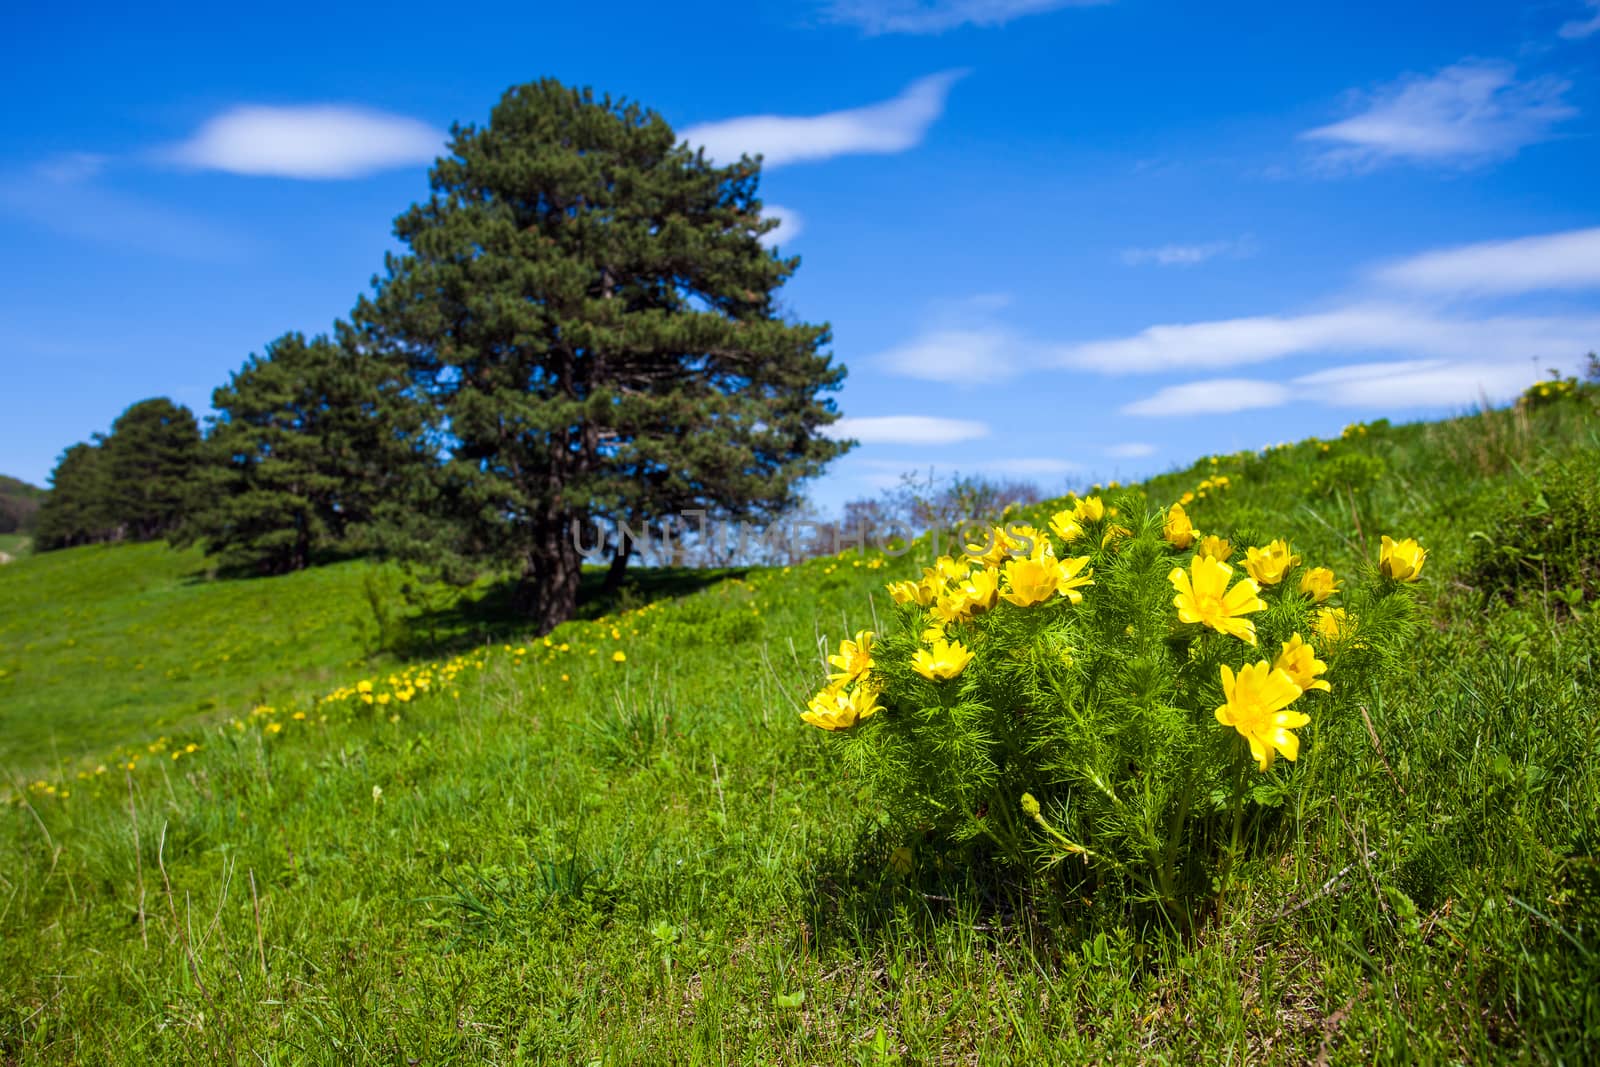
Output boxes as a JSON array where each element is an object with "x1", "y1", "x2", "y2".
[{"x1": 3, "y1": 396, "x2": 1599, "y2": 1062}]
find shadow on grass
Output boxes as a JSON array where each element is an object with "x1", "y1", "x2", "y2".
[{"x1": 389, "y1": 564, "x2": 750, "y2": 661}]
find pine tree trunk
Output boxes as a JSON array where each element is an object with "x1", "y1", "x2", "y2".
[
  {"x1": 602, "y1": 539, "x2": 631, "y2": 596},
  {"x1": 513, "y1": 518, "x2": 584, "y2": 634}
]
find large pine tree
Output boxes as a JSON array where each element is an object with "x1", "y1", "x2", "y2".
[
  {"x1": 178, "y1": 330, "x2": 428, "y2": 574},
  {"x1": 355, "y1": 79, "x2": 849, "y2": 632}
]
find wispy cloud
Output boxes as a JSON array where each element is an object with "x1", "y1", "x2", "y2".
[
  {"x1": 822, "y1": 0, "x2": 1105, "y2": 35},
  {"x1": 1373, "y1": 226, "x2": 1600, "y2": 295},
  {"x1": 167, "y1": 105, "x2": 443, "y2": 179},
  {"x1": 825, "y1": 415, "x2": 990, "y2": 444},
  {"x1": 1122, "y1": 359, "x2": 1560, "y2": 417},
  {"x1": 1301, "y1": 59, "x2": 1576, "y2": 171},
  {"x1": 1104, "y1": 442, "x2": 1156, "y2": 458},
  {"x1": 682, "y1": 71, "x2": 966, "y2": 168},
  {"x1": 0, "y1": 156, "x2": 254, "y2": 262},
  {"x1": 1560, "y1": 1, "x2": 1600, "y2": 39},
  {"x1": 759, "y1": 205, "x2": 804, "y2": 247},
  {"x1": 1120, "y1": 237, "x2": 1253, "y2": 267},
  {"x1": 1059, "y1": 305, "x2": 1600, "y2": 375},
  {"x1": 1122, "y1": 380, "x2": 1291, "y2": 417},
  {"x1": 876, "y1": 326, "x2": 1024, "y2": 382}
]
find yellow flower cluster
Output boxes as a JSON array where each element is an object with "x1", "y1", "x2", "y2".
[
  {"x1": 804, "y1": 629, "x2": 882, "y2": 731},
  {"x1": 1520, "y1": 378, "x2": 1577, "y2": 406},
  {"x1": 807, "y1": 517, "x2": 1100, "y2": 730},
  {"x1": 1177, "y1": 473, "x2": 1232, "y2": 508}
]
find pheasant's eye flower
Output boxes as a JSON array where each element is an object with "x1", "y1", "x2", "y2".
[
  {"x1": 356, "y1": 680, "x2": 373, "y2": 694},
  {"x1": 886, "y1": 580, "x2": 924, "y2": 605},
  {"x1": 1169, "y1": 555, "x2": 1266, "y2": 644},
  {"x1": 1244, "y1": 540, "x2": 1301, "y2": 585},
  {"x1": 1379, "y1": 536, "x2": 1427, "y2": 582},
  {"x1": 828, "y1": 630, "x2": 875, "y2": 682},
  {"x1": 1055, "y1": 554, "x2": 1095, "y2": 604},
  {"x1": 931, "y1": 593, "x2": 972, "y2": 626},
  {"x1": 1049, "y1": 509, "x2": 1084, "y2": 544},
  {"x1": 1074, "y1": 496, "x2": 1106, "y2": 522},
  {"x1": 920, "y1": 623, "x2": 947, "y2": 644},
  {"x1": 1299, "y1": 566, "x2": 1340, "y2": 603},
  {"x1": 1215, "y1": 661, "x2": 1310, "y2": 772},
  {"x1": 1163, "y1": 503, "x2": 1197, "y2": 549},
  {"x1": 969, "y1": 567, "x2": 1002, "y2": 610},
  {"x1": 1315, "y1": 606, "x2": 1354, "y2": 648},
  {"x1": 912, "y1": 638, "x2": 975, "y2": 681},
  {"x1": 801, "y1": 683, "x2": 883, "y2": 731},
  {"x1": 1001, "y1": 556, "x2": 1062, "y2": 607},
  {"x1": 1273, "y1": 633, "x2": 1330, "y2": 693},
  {"x1": 1101, "y1": 524, "x2": 1132, "y2": 548},
  {"x1": 1197, "y1": 535, "x2": 1233, "y2": 562},
  {"x1": 1179, "y1": 491, "x2": 1196, "y2": 506}
]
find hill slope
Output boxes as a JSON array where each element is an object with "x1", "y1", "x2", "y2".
[{"x1": 3, "y1": 395, "x2": 1599, "y2": 1062}]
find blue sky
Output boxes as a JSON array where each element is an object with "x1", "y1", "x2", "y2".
[{"x1": 3, "y1": 0, "x2": 1599, "y2": 510}]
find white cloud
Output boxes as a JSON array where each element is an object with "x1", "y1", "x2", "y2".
[
  {"x1": 1292, "y1": 359, "x2": 1544, "y2": 408},
  {"x1": 1560, "y1": 1, "x2": 1600, "y2": 39},
  {"x1": 825, "y1": 415, "x2": 990, "y2": 445},
  {"x1": 1373, "y1": 226, "x2": 1600, "y2": 294},
  {"x1": 1105, "y1": 442, "x2": 1156, "y2": 458},
  {"x1": 967, "y1": 456, "x2": 1079, "y2": 477},
  {"x1": 823, "y1": 0, "x2": 1104, "y2": 34},
  {"x1": 1301, "y1": 60, "x2": 1576, "y2": 171},
  {"x1": 1059, "y1": 305, "x2": 1600, "y2": 375},
  {"x1": 877, "y1": 326, "x2": 1025, "y2": 382},
  {"x1": 682, "y1": 71, "x2": 966, "y2": 169},
  {"x1": 1122, "y1": 380, "x2": 1292, "y2": 417},
  {"x1": 168, "y1": 105, "x2": 443, "y2": 179},
  {"x1": 1120, "y1": 239, "x2": 1248, "y2": 267},
  {"x1": 759, "y1": 205, "x2": 804, "y2": 247},
  {"x1": 35, "y1": 152, "x2": 109, "y2": 184},
  {"x1": 1122, "y1": 359, "x2": 1563, "y2": 417}
]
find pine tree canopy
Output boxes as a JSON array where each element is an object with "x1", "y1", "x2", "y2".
[
  {"x1": 177, "y1": 331, "x2": 429, "y2": 575},
  {"x1": 354, "y1": 78, "x2": 851, "y2": 632}
]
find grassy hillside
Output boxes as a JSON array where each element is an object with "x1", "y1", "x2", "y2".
[{"x1": 3, "y1": 395, "x2": 1599, "y2": 1062}]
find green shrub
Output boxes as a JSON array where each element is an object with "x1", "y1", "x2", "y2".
[
  {"x1": 1468, "y1": 451, "x2": 1600, "y2": 616},
  {"x1": 803, "y1": 495, "x2": 1425, "y2": 924}
]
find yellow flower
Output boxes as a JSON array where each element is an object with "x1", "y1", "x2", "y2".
[
  {"x1": 912, "y1": 638, "x2": 975, "y2": 681},
  {"x1": 1197, "y1": 535, "x2": 1233, "y2": 562},
  {"x1": 886, "y1": 579, "x2": 930, "y2": 606},
  {"x1": 1314, "y1": 607, "x2": 1356, "y2": 650},
  {"x1": 1244, "y1": 539, "x2": 1300, "y2": 585},
  {"x1": 801, "y1": 684, "x2": 882, "y2": 731},
  {"x1": 1379, "y1": 535, "x2": 1427, "y2": 582},
  {"x1": 920, "y1": 622, "x2": 947, "y2": 644},
  {"x1": 1074, "y1": 496, "x2": 1105, "y2": 522},
  {"x1": 356, "y1": 680, "x2": 373, "y2": 694},
  {"x1": 1179, "y1": 491, "x2": 1196, "y2": 506},
  {"x1": 1049, "y1": 509, "x2": 1083, "y2": 543},
  {"x1": 1215, "y1": 661, "x2": 1310, "y2": 772},
  {"x1": 611, "y1": 650, "x2": 627, "y2": 663},
  {"x1": 1169, "y1": 555, "x2": 1266, "y2": 644},
  {"x1": 1163, "y1": 503, "x2": 1197, "y2": 549},
  {"x1": 1055, "y1": 554, "x2": 1095, "y2": 604},
  {"x1": 1101, "y1": 524, "x2": 1132, "y2": 548},
  {"x1": 952, "y1": 567, "x2": 1000, "y2": 618},
  {"x1": 1000, "y1": 556, "x2": 1061, "y2": 607},
  {"x1": 827, "y1": 630, "x2": 874, "y2": 682},
  {"x1": 1299, "y1": 566, "x2": 1340, "y2": 603},
  {"x1": 1273, "y1": 633, "x2": 1330, "y2": 693}
]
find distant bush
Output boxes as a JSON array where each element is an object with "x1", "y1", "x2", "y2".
[{"x1": 1468, "y1": 451, "x2": 1600, "y2": 617}]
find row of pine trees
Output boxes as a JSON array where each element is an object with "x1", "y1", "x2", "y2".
[{"x1": 34, "y1": 79, "x2": 850, "y2": 631}]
